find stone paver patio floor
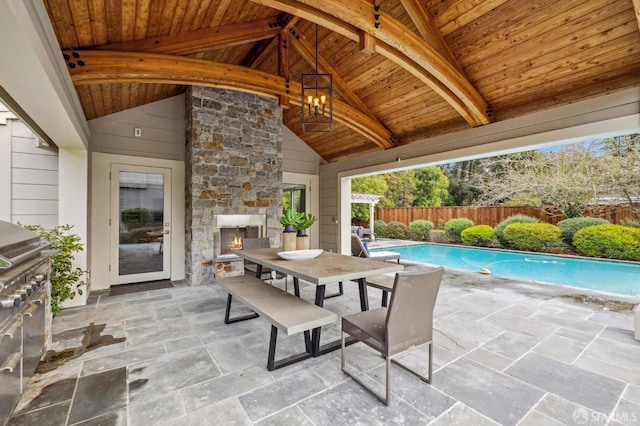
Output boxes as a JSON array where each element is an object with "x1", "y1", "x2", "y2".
[{"x1": 7, "y1": 258, "x2": 640, "y2": 425}]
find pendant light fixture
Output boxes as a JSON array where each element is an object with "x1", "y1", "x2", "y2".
[{"x1": 301, "y1": 24, "x2": 333, "y2": 133}]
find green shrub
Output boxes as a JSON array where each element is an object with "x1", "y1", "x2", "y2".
[
  {"x1": 495, "y1": 215, "x2": 539, "y2": 248},
  {"x1": 429, "y1": 229, "x2": 449, "y2": 243},
  {"x1": 374, "y1": 220, "x2": 388, "y2": 238},
  {"x1": 386, "y1": 221, "x2": 408, "y2": 239},
  {"x1": 503, "y1": 223, "x2": 561, "y2": 252},
  {"x1": 445, "y1": 218, "x2": 474, "y2": 242},
  {"x1": 409, "y1": 220, "x2": 434, "y2": 241},
  {"x1": 557, "y1": 217, "x2": 610, "y2": 248},
  {"x1": 461, "y1": 225, "x2": 496, "y2": 246},
  {"x1": 620, "y1": 217, "x2": 640, "y2": 229},
  {"x1": 573, "y1": 224, "x2": 640, "y2": 261}
]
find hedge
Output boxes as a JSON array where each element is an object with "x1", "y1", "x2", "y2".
[
  {"x1": 409, "y1": 220, "x2": 434, "y2": 241},
  {"x1": 557, "y1": 217, "x2": 610, "y2": 248},
  {"x1": 445, "y1": 218, "x2": 474, "y2": 242},
  {"x1": 503, "y1": 222, "x2": 561, "y2": 252},
  {"x1": 461, "y1": 225, "x2": 495, "y2": 247},
  {"x1": 386, "y1": 221, "x2": 409, "y2": 240},
  {"x1": 495, "y1": 214, "x2": 539, "y2": 248},
  {"x1": 374, "y1": 220, "x2": 388, "y2": 238},
  {"x1": 573, "y1": 224, "x2": 640, "y2": 261}
]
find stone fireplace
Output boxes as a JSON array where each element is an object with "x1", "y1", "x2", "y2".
[
  {"x1": 213, "y1": 214, "x2": 267, "y2": 257},
  {"x1": 185, "y1": 86, "x2": 282, "y2": 285}
]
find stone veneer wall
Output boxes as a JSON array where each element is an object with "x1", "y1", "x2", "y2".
[{"x1": 185, "y1": 86, "x2": 283, "y2": 285}]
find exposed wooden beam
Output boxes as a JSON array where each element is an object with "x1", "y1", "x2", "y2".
[
  {"x1": 248, "y1": 0, "x2": 490, "y2": 127},
  {"x1": 633, "y1": 0, "x2": 640, "y2": 34},
  {"x1": 289, "y1": 25, "x2": 383, "y2": 124},
  {"x1": 94, "y1": 17, "x2": 284, "y2": 55},
  {"x1": 359, "y1": 31, "x2": 375, "y2": 55},
  {"x1": 241, "y1": 38, "x2": 276, "y2": 67},
  {"x1": 278, "y1": 32, "x2": 290, "y2": 107},
  {"x1": 399, "y1": 0, "x2": 463, "y2": 74},
  {"x1": 64, "y1": 50, "x2": 394, "y2": 149}
]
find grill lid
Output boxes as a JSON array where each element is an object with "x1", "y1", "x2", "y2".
[{"x1": 0, "y1": 221, "x2": 48, "y2": 269}]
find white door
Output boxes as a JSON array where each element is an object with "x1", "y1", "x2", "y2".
[{"x1": 110, "y1": 164, "x2": 172, "y2": 284}]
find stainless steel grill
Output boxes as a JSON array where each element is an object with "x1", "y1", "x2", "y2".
[{"x1": 0, "y1": 220, "x2": 51, "y2": 425}]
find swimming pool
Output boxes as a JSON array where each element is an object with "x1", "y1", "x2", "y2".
[{"x1": 372, "y1": 243, "x2": 640, "y2": 296}]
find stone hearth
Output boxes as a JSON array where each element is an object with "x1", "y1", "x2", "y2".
[{"x1": 185, "y1": 86, "x2": 282, "y2": 285}]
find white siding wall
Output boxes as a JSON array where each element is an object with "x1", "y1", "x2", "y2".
[
  {"x1": 282, "y1": 125, "x2": 323, "y2": 175},
  {"x1": 89, "y1": 95, "x2": 185, "y2": 160},
  {"x1": 0, "y1": 104, "x2": 59, "y2": 229}
]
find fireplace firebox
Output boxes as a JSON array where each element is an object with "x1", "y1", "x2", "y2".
[{"x1": 213, "y1": 214, "x2": 267, "y2": 258}]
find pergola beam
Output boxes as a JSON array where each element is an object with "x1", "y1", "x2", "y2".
[
  {"x1": 248, "y1": 0, "x2": 490, "y2": 127},
  {"x1": 64, "y1": 50, "x2": 394, "y2": 149}
]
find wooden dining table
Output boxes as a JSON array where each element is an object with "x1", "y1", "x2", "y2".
[{"x1": 234, "y1": 247, "x2": 403, "y2": 356}]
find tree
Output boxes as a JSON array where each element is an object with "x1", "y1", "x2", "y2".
[
  {"x1": 443, "y1": 160, "x2": 482, "y2": 206},
  {"x1": 472, "y1": 143, "x2": 616, "y2": 218},
  {"x1": 384, "y1": 170, "x2": 416, "y2": 207},
  {"x1": 412, "y1": 166, "x2": 449, "y2": 207},
  {"x1": 599, "y1": 134, "x2": 640, "y2": 219}
]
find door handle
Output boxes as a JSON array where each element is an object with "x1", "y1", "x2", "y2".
[{"x1": 162, "y1": 230, "x2": 170, "y2": 234}]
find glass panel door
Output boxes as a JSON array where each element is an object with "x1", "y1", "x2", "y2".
[{"x1": 110, "y1": 164, "x2": 171, "y2": 285}]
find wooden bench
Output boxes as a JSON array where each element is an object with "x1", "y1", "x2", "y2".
[{"x1": 216, "y1": 274, "x2": 337, "y2": 370}]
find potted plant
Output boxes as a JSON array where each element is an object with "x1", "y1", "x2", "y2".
[
  {"x1": 280, "y1": 209, "x2": 302, "y2": 251},
  {"x1": 295, "y1": 213, "x2": 317, "y2": 250}
]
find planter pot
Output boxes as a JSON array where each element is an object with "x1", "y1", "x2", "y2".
[
  {"x1": 296, "y1": 229, "x2": 310, "y2": 250},
  {"x1": 282, "y1": 226, "x2": 297, "y2": 251},
  {"x1": 296, "y1": 235, "x2": 310, "y2": 250}
]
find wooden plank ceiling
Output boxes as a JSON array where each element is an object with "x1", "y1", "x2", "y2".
[{"x1": 44, "y1": 0, "x2": 640, "y2": 163}]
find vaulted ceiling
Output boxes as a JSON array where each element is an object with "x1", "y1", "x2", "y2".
[{"x1": 43, "y1": 0, "x2": 640, "y2": 163}]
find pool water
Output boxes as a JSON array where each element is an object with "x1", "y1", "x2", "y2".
[{"x1": 372, "y1": 243, "x2": 640, "y2": 296}]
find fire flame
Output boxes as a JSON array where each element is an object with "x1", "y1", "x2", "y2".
[{"x1": 229, "y1": 236, "x2": 243, "y2": 251}]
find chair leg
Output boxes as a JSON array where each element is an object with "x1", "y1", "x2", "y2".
[
  {"x1": 386, "y1": 355, "x2": 391, "y2": 405},
  {"x1": 341, "y1": 337, "x2": 391, "y2": 406},
  {"x1": 390, "y1": 342, "x2": 434, "y2": 384}
]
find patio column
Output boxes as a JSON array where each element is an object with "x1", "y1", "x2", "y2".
[
  {"x1": 369, "y1": 202, "x2": 375, "y2": 236},
  {"x1": 58, "y1": 147, "x2": 88, "y2": 307}
]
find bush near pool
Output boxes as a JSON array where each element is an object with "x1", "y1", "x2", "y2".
[
  {"x1": 494, "y1": 214, "x2": 539, "y2": 248},
  {"x1": 503, "y1": 222, "x2": 561, "y2": 252},
  {"x1": 573, "y1": 224, "x2": 640, "y2": 261},
  {"x1": 409, "y1": 220, "x2": 434, "y2": 241},
  {"x1": 445, "y1": 218, "x2": 474, "y2": 242},
  {"x1": 461, "y1": 225, "x2": 496, "y2": 247},
  {"x1": 557, "y1": 217, "x2": 610, "y2": 248}
]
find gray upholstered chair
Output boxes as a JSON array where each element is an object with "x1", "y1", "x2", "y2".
[
  {"x1": 341, "y1": 267, "x2": 444, "y2": 405},
  {"x1": 351, "y1": 233, "x2": 400, "y2": 263}
]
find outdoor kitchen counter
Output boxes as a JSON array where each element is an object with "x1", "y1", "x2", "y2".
[{"x1": 234, "y1": 248, "x2": 403, "y2": 356}]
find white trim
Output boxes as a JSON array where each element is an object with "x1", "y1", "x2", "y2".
[
  {"x1": 91, "y1": 153, "x2": 185, "y2": 290},
  {"x1": 283, "y1": 172, "x2": 320, "y2": 248}
]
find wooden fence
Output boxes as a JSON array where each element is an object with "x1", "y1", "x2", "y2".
[{"x1": 370, "y1": 205, "x2": 638, "y2": 228}]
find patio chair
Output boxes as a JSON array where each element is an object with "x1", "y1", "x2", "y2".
[
  {"x1": 351, "y1": 234, "x2": 400, "y2": 263},
  {"x1": 241, "y1": 238, "x2": 285, "y2": 282},
  {"x1": 341, "y1": 267, "x2": 444, "y2": 405}
]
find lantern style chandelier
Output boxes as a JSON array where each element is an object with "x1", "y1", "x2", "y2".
[{"x1": 301, "y1": 24, "x2": 333, "y2": 133}]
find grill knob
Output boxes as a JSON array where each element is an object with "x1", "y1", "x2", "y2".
[
  {"x1": 0, "y1": 296, "x2": 20, "y2": 308},
  {"x1": 21, "y1": 285, "x2": 33, "y2": 296}
]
